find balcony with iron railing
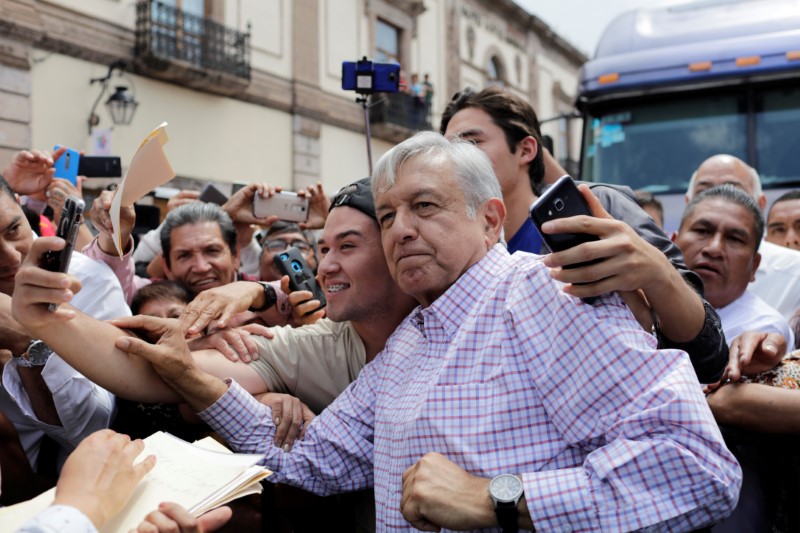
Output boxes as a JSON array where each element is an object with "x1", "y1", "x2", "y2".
[
  {"x1": 134, "y1": 0, "x2": 251, "y2": 92},
  {"x1": 369, "y1": 92, "x2": 432, "y2": 142}
]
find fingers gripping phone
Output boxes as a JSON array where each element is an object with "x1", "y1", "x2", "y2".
[
  {"x1": 41, "y1": 195, "x2": 85, "y2": 311},
  {"x1": 529, "y1": 176, "x2": 601, "y2": 265},
  {"x1": 274, "y1": 247, "x2": 326, "y2": 315},
  {"x1": 530, "y1": 177, "x2": 602, "y2": 303},
  {"x1": 254, "y1": 192, "x2": 309, "y2": 223}
]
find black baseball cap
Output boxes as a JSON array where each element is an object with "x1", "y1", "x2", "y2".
[{"x1": 329, "y1": 177, "x2": 376, "y2": 223}]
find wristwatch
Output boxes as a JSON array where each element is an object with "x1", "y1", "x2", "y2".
[
  {"x1": 489, "y1": 473, "x2": 524, "y2": 533},
  {"x1": 248, "y1": 281, "x2": 278, "y2": 312},
  {"x1": 17, "y1": 340, "x2": 55, "y2": 368}
]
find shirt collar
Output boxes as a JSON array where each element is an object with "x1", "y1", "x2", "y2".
[{"x1": 410, "y1": 244, "x2": 510, "y2": 340}]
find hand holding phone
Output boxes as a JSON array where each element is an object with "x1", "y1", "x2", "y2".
[
  {"x1": 41, "y1": 195, "x2": 85, "y2": 311},
  {"x1": 254, "y1": 191, "x2": 309, "y2": 223},
  {"x1": 52, "y1": 146, "x2": 80, "y2": 186},
  {"x1": 274, "y1": 247, "x2": 326, "y2": 315},
  {"x1": 529, "y1": 176, "x2": 600, "y2": 267}
]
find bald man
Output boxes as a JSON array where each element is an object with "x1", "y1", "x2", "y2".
[{"x1": 686, "y1": 155, "x2": 765, "y2": 209}]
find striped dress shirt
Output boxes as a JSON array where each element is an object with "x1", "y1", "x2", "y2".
[{"x1": 201, "y1": 245, "x2": 740, "y2": 532}]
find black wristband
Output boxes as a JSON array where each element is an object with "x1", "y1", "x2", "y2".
[{"x1": 249, "y1": 282, "x2": 278, "y2": 312}]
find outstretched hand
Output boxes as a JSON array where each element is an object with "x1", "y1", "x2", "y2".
[
  {"x1": 181, "y1": 281, "x2": 267, "y2": 334},
  {"x1": 2, "y1": 147, "x2": 65, "y2": 195},
  {"x1": 705, "y1": 331, "x2": 786, "y2": 393}
]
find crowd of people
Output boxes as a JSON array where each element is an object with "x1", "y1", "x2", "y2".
[{"x1": 1, "y1": 85, "x2": 800, "y2": 532}]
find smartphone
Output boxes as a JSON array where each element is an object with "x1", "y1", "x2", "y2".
[
  {"x1": 274, "y1": 247, "x2": 326, "y2": 315},
  {"x1": 52, "y1": 146, "x2": 80, "y2": 186},
  {"x1": 198, "y1": 183, "x2": 229, "y2": 206},
  {"x1": 41, "y1": 195, "x2": 85, "y2": 311},
  {"x1": 254, "y1": 191, "x2": 309, "y2": 222},
  {"x1": 78, "y1": 156, "x2": 122, "y2": 177},
  {"x1": 529, "y1": 176, "x2": 601, "y2": 268}
]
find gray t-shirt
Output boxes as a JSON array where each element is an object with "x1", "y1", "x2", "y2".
[{"x1": 250, "y1": 319, "x2": 366, "y2": 413}]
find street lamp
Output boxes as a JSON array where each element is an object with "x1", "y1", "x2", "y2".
[{"x1": 88, "y1": 60, "x2": 139, "y2": 134}]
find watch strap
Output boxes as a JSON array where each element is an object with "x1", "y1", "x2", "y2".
[
  {"x1": 249, "y1": 282, "x2": 278, "y2": 312},
  {"x1": 495, "y1": 501, "x2": 519, "y2": 533}
]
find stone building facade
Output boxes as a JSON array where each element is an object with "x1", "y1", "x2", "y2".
[{"x1": 0, "y1": 0, "x2": 585, "y2": 195}]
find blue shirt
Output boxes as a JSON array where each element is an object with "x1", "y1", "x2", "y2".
[{"x1": 507, "y1": 217, "x2": 543, "y2": 254}]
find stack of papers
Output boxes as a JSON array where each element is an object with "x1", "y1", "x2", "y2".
[{"x1": 0, "y1": 432, "x2": 272, "y2": 532}]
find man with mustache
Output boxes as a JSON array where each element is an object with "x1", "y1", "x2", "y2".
[{"x1": 674, "y1": 184, "x2": 791, "y2": 344}]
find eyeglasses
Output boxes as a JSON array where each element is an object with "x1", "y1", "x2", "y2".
[{"x1": 263, "y1": 239, "x2": 312, "y2": 253}]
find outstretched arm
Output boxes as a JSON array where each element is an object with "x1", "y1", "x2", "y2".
[{"x1": 12, "y1": 238, "x2": 267, "y2": 403}]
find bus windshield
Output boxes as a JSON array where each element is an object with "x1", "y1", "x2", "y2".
[{"x1": 581, "y1": 86, "x2": 800, "y2": 194}]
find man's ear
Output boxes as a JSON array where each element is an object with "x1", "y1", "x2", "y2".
[
  {"x1": 518, "y1": 136, "x2": 538, "y2": 165},
  {"x1": 750, "y1": 251, "x2": 762, "y2": 283},
  {"x1": 481, "y1": 197, "x2": 506, "y2": 246}
]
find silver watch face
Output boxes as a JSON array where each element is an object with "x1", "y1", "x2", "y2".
[
  {"x1": 490, "y1": 474, "x2": 523, "y2": 503},
  {"x1": 26, "y1": 340, "x2": 54, "y2": 365}
]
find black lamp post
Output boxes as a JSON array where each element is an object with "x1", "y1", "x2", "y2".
[{"x1": 88, "y1": 60, "x2": 139, "y2": 134}]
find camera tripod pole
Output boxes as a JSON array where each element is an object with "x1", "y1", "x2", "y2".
[{"x1": 357, "y1": 94, "x2": 373, "y2": 175}]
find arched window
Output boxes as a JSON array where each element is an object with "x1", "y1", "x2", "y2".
[{"x1": 486, "y1": 55, "x2": 505, "y2": 87}]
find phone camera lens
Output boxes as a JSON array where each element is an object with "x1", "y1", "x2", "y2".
[
  {"x1": 291, "y1": 260, "x2": 303, "y2": 272},
  {"x1": 553, "y1": 198, "x2": 565, "y2": 212}
]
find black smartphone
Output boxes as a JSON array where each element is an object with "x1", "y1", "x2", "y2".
[
  {"x1": 198, "y1": 183, "x2": 229, "y2": 206},
  {"x1": 42, "y1": 195, "x2": 85, "y2": 311},
  {"x1": 78, "y1": 156, "x2": 122, "y2": 177},
  {"x1": 529, "y1": 176, "x2": 601, "y2": 268},
  {"x1": 274, "y1": 247, "x2": 326, "y2": 315}
]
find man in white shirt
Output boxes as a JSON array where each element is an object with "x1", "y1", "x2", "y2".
[
  {"x1": 674, "y1": 184, "x2": 792, "y2": 346},
  {"x1": 0, "y1": 175, "x2": 130, "y2": 474}
]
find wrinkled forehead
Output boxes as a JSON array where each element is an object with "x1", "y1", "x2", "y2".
[
  {"x1": 169, "y1": 221, "x2": 226, "y2": 249},
  {"x1": 684, "y1": 198, "x2": 758, "y2": 235}
]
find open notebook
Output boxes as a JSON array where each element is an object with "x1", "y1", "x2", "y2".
[{"x1": 0, "y1": 432, "x2": 272, "y2": 532}]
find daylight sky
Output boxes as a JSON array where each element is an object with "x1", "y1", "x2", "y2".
[{"x1": 512, "y1": 0, "x2": 694, "y2": 57}]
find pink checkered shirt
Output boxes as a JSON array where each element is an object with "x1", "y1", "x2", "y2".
[{"x1": 201, "y1": 245, "x2": 740, "y2": 531}]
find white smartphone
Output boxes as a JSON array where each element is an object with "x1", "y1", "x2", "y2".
[{"x1": 253, "y1": 191, "x2": 309, "y2": 222}]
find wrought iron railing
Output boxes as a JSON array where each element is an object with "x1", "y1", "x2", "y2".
[
  {"x1": 369, "y1": 92, "x2": 432, "y2": 131},
  {"x1": 135, "y1": 0, "x2": 251, "y2": 80}
]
